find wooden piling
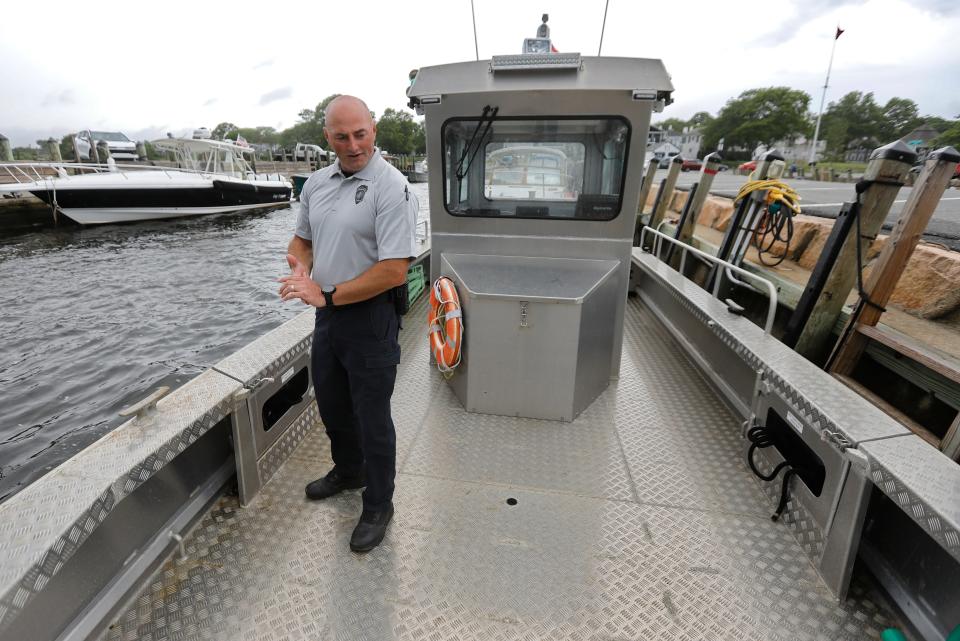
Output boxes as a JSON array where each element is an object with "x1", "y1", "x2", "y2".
[
  {"x1": 71, "y1": 135, "x2": 84, "y2": 162},
  {"x1": 676, "y1": 152, "x2": 723, "y2": 248},
  {"x1": 96, "y1": 140, "x2": 111, "y2": 163},
  {"x1": 647, "y1": 156, "x2": 682, "y2": 232},
  {"x1": 637, "y1": 158, "x2": 658, "y2": 215},
  {"x1": 45, "y1": 138, "x2": 62, "y2": 162},
  {"x1": 792, "y1": 141, "x2": 915, "y2": 359},
  {"x1": 828, "y1": 146, "x2": 960, "y2": 375},
  {"x1": 0, "y1": 134, "x2": 12, "y2": 161}
]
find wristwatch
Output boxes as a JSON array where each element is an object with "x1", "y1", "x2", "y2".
[{"x1": 321, "y1": 285, "x2": 337, "y2": 308}]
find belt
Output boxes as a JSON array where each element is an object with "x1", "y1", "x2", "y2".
[{"x1": 320, "y1": 290, "x2": 392, "y2": 312}]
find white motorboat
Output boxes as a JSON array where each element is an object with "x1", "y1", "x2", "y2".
[{"x1": 0, "y1": 138, "x2": 292, "y2": 225}]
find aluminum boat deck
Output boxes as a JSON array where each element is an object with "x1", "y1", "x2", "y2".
[{"x1": 98, "y1": 294, "x2": 903, "y2": 641}]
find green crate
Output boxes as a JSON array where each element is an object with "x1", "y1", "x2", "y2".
[{"x1": 406, "y1": 263, "x2": 425, "y2": 306}]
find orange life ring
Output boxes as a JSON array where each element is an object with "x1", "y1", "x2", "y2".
[{"x1": 427, "y1": 277, "x2": 463, "y2": 374}]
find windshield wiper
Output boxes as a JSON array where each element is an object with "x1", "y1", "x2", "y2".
[{"x1": 455, "y1": 105, "x2": 499, "y2": 188}]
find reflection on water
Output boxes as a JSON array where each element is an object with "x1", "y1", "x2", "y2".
[{"x1": 0, "y1": 183, "x2": 429, "y2": 503}]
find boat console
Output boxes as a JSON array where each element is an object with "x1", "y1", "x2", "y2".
[{"x1": 408, "y1": 49, "x2": 673, "y2": 421}]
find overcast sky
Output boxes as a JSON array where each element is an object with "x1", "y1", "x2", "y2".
[{"x1": 2, "y1": 0, "x2": 958, "y2": 147}]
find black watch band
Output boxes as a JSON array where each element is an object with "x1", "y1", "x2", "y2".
[{"x1": 322, "y1": 285, "x2": 336, "y2": 307}]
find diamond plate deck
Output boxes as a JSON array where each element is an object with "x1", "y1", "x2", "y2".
[{"x1": 99, "y1": 296, "x2": 905, "y2": 641}]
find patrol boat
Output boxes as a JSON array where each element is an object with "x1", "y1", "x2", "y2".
[
  {"x1": 1, "y1": 21, "x2": 958, "y2": 641},
  {"x1": 0, "y1": 138, "x2": 292, "y2": 225}
]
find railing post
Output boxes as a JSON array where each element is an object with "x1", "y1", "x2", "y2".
[
  {"x1": 647, "y1": 155, "x2": 682, "y2": 232},
  {"x1": 786, "y1": 141, "x2": 915, "y2": 358}
]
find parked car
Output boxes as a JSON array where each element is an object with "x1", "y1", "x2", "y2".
[
  {"x1": 73, "y1": 131, "x2": 139, "y2": 161},
  {"x1": 681, "y1": 158, "x2": 702, "y2": 172},
  {"x1": 273, "y1": 143, "x2": 330, "y2": 162},
  {"x1": 657, "y1": 153, "x2": 679, "y2": 169},
  {"x1": 738, "y1": 160, "x2": 757, "y2": 172},
  {"x1": 192, "y1": 127, "x2": 212, "y2": 139}
]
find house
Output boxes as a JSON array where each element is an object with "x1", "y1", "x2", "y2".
[
  {"x1": 664, "y1": 127, "x2": 703, "y2": 160},
  {"x1": 753, "y1": 137, "x2": 826, "y2": 163},
  {"x1": 900, "y1": 124, "x2": 942, "y2": 159},
  {"x1": 650, "y1": 141, "x2": 681, "y2": 160},
  {"x1": 845, "y1": 136, "x2": 881, "y2": 163}
]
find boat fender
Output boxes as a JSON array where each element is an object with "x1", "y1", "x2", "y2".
[{"x1": 427, "y1": 277, "x2": 463, "y2": 377}]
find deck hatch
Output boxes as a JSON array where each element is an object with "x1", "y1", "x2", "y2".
[
  {"x1": 261, "y1": 367, "x2": 309, "y2": 431},
  {"x1": 760, "y1": 407, "x2": 826, "y2": 497}
]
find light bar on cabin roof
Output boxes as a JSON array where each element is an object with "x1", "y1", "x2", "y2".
[{"x1": 490, "y1": 52, "x2": 582, "y2": 72}]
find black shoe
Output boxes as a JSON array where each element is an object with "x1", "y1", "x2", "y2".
[
  {"x1": 304, "y1": 468, "x2": 365, "y2": 500},
  {"x1": 350, "y1": 504, "x2": 394, "y2": 553}
]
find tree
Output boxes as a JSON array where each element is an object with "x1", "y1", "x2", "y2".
[
  {"x1": 687, "y1": 111, "x2": 714, "y2": 130},
  {"x1": 212, "y1": 122, "x2": 238, "y2": 140},
  {"x1": 12, "y1": 147, "x2": 39, "y2": 160},
  {"x1": 654, "y1": 117, "x2": 687, "y2": 133},
  {"x1": 279, "y1": 94, "x2": 342, "y2": 148},
  {"x1": 932, "y1": 121, "x2": 960, "y2": 148},
  {"x1": 376, "y1": 108, "x2": 424, "y2": 154},
  {"x1": 879, "y1": 97, "x2": 923, "y2": 141},
  {"x1": 236, "y1": 126, "x2": 280, "y2": 145},
  {"x1": 701, "y1": 87, "x2": 811, "y2": 153},
  {"x1": 818, "y1": 92, "x2": 884, "y2": 158},
  {"x1": 920, "y1": 115, "x2": 954, "y2": 133}
]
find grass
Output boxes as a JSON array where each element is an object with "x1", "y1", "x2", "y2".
[{"x1": 800, "y1": 161, "x2": 867, "y2": 173}]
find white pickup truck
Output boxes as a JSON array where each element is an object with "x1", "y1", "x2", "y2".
[{"x1": 274, "y1": 143, "x2": 330, "y2": 162}]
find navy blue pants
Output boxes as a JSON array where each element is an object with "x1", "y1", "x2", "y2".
[{"x1": 311, "y1": 295, "x2": 400, "y2": 511}]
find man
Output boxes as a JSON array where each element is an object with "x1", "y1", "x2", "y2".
[{"x1": 279, "y1": 95, "x2": 418, "y2": 553}]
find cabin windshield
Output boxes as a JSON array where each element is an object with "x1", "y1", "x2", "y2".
[
  {"x1": 89, "y1": 131, "x2": 130, "y2": 142},
  {"x1": 443, "y1": 116, "x2": 630, "y2": 220}
]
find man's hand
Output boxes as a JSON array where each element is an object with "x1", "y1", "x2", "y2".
[
  {"x1": 287, "y1": 253, "x2": 309, "y2": 278},
  {"x1": 278, "y1": 253, "x2": 324, "y2": 307}
]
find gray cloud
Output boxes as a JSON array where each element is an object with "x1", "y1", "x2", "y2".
[
  {"x1": 259, "y1": 87, "x2": 292, "y2": 106},
  {"x1": 203, "y1": 97, "x2": 217, "y2": 106},
  {"x1": 920, "y1": 0, "x2": 960, "y2": 14},
  {"x1": 42, "y1": 89, "x2": 76, "y2": 107},
  {"x1": 253, "y1": 58, "x2": 274, "y2": 69},
  {"x1": 750, "y1": 0, "x2": 867, "y2": 47}
]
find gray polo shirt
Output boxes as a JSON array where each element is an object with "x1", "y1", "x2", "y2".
[{"x1": 295, "y1": 149, "x2": 418, "y2": 286}]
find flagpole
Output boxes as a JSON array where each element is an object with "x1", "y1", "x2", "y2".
[{"x1": 808, "y1": 29, "x2": 841, "y2": 165}]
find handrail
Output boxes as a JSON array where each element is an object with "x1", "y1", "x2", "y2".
[
  {"x1": 0, "y1": 161, "x2": 290, "y2": 185},
  {"x1": 639, "y1": 226, "x2": 778, "y2": 335}
]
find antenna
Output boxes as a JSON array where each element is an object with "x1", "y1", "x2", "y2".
[
  {"x1": 470, "y1": 0, "x2": 479, "y2": 61},
  {"x1": 537, "y1": 14, "x2": 549, "y2": 39},
  {"x1": 598, "y1": 0, "x2": 610, "y2": 55}
]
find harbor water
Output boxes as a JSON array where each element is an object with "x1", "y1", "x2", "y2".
[{"x1": 0, "y1": 182, "x2": 430, "y2": 503}]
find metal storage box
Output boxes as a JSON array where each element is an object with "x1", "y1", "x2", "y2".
[{"x1": 442, "y1": 253, "x2": 620, "y2": 421}]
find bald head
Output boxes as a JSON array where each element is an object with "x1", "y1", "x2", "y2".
[
  {"x1": 323, "y1": 95, "x2": 378, "y2": 173},
  {"x1": 324, "y1": 95, "x2": 374, "y2": 127}
]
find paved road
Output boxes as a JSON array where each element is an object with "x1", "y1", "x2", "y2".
[{"x1": 654, "y1": 169, "x2": 960, "y2": 251}]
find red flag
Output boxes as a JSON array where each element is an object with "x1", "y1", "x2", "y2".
[{"x1": 835, "y1": 26, "x2": 844, "y2": 39}]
